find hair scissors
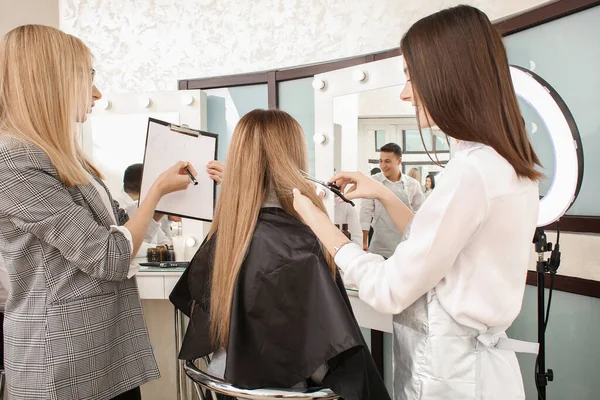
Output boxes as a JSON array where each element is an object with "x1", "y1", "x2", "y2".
[{"x1": 300, "y1": 170, "x2": 355, "y2": 207}]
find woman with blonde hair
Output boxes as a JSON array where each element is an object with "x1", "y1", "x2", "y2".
[
  {"x1": 407, "y1": 167, "x2": 421, "y2": 184},
  {"x1": 170, "y1": 109, "x2": 390, "y2": 400},
  {"x1": 0, "y1": 25, "x2": 200, "y2": 400}
]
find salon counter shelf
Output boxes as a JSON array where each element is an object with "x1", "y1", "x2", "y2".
[
  {"x1": 135, "y1": 260, "x2": 393, "y2": 333},
  {"x1": 135, "y1": 262, "x2": 186, "y2": 300},
  {"x1": 346, "y1": 287, "x2": 393, "y2": 334}
]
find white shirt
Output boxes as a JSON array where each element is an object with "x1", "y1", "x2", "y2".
[
  {"x1": 88, "y1": 178, "x2": 138, "y2": 278},
  {"x1": 117, "y1": 192, "x2": 172, "y2": 258},
  {"x1": 336, "y1": 141, "x2": 539, "y2": 333},
  {"x1": 334, "y1": 202, "x2": 362, "y2": 247},
  {"x1": 360, "y1": 172, "x2": 425, "y2": 257}
]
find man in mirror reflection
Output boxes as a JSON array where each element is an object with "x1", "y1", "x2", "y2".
[
  {"x1": 118, "y1": 162, "x2": 224, "y2": 259},
  {"x1": 118, "y1": 164, "x2": 174, "y2": 258},
  {"x1": 360, "y1": 143, "x2": 425, "y2": 257}
]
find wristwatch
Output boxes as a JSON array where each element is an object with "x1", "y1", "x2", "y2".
[{"x1": 333, "y1": 240, "x2": 352, "y2": 255}]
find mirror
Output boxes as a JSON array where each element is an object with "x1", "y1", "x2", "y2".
[
  {"x1": 332, "y1": 85, "x2": 449, "y2": 195},
  {"x1": 82, "y1": 90, "x2": 208, "y2": 241},
  {"x1": 89, "y1": 112, "x2": 180, "y2": 196}
]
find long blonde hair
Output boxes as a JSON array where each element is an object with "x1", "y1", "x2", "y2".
[
  {"x1": 0, "y1": 25, "x2": 101, "y2": 186},
  {"x1": 208, "y1": 109, "x2": 335, "y2": 348}
]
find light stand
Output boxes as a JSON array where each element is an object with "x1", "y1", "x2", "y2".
[
  {"x1": 510, "y1": 65, "x2": 583, "y2": 400},
  {"x1": 532, "y1": 226, "x2": 561, "y2": 400}
]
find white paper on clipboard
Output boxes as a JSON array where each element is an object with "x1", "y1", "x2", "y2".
[{"x1": 139, "y1": 118, "x2": 218, "y2": 222}]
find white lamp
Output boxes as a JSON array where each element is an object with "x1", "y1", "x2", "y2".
[
  {"x1": 139, "y1": 96, "x2": 152, "y2": 108},
  {"x1": 313, "y1": 133, "x2": 327, "y2": 144},
  {"x1": 98, "y1": 99, "x2": 112, "y2": 110},
  {"x1": 352, "y1": 70, "x2": 367, "y2": 82},
  {"x1": 312, "y1": 79, "x2": 326, "y2": 90},
  {"x1": 510, "y1": 65, "x2": 583, "y2": 227},
  {"x1": 182, "y1": 94, "x2": 194, "y2": 106}
]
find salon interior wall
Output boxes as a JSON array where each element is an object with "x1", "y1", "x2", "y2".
[
  {"x1": 0, "y1": 0, "x2": 59, "y2": 37},
  {"x1": 59, "y1": 0, "x2": 549, "y2": 94}
]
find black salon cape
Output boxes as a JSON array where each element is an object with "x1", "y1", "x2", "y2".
[{"x1": 169, "y1": 208, "x2": 390, "y2": 400}]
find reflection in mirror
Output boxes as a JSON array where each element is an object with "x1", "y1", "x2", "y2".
[
  {"x1": 332, "y1": 85, "x2": 449, "y2": 194},
  {"x1": 89, "y1": 112, "x2": 180, "y2": 196}
]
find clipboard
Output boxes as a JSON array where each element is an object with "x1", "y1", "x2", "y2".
[{"x1": 139, "y1": 118, "x2": 218, "y2": 222}]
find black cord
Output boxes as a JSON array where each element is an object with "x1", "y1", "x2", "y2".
[
  {"x1": 544, "y1": 274, "x2": 555, "y2": 333},
  {"x1": 536, "y1": 221, "x2": 561, "y2": 400},
  {"x1": 545, "y1": 221, "x2": 560, "y2": 330}
]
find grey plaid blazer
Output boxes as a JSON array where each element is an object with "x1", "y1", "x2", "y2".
[{"x1": 0, "y1": 137, "x2": 160, "y2": 400}]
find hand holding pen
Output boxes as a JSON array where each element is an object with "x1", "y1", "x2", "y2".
[{"x1": 154, "y1": 161, "x2": 198, "y2": 196}]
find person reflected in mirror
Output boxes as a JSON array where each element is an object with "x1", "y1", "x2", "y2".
[
  {"x1": 360, "y1": 143, "x2": 425, "y2": 255},
  {"x1": 334, "y1": 200, "x2": 362, "y2": 246},
  {"x1": 170, "y1": 109, "x2": 390, "y2": 400},
  {"x1": 117, "y1": 162, "x2": 224, "y2": 259},
  {"x1": 118, "y1": 163, "x2": 172, "y2": 255},
  {"x1": 425, "y1": 173, "x2": 436, "y2": 197},
  {"x1": 367, "y1": 167, "x2": 381, "y2": 245},
  {"x1": 408, "y1": 167, "x2": 421, "y2": 185}
]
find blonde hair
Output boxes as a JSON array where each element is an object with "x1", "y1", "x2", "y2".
[
  {"x1": 208, "y1": 109, "x2": 335, "y2": 348},
  {"x1": 408, "y1": 167, "x2": 421, "y2": 182},
  {"x1": 0, "y1": 25, "x2": 101, "y2": 186}
]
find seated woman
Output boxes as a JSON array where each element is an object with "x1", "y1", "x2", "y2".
[{"x1": 170, "y1": 109, "x2": 390, "y2": 400}]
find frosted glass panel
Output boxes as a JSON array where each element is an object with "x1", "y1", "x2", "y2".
[
  {"x1": 205, "y1": 85, "x2": 268, "y2": 162},
  {"x1": 278, "y1": 78, "x2": 316, "y2": 175},
  {"x1": 404, "y1": 129, "x2": 433, "y2": 152},
  {"x1": 504, "y1": 6, "x2": 600, "y2": 215},
  {"x1": 91, "y1": 112, "x2": 179, "y2": 196},
  {"x1": 434, "y1": 135, "x2": 450, "y2": 151}
]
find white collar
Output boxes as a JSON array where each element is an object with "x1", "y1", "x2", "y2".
[
  {"x1": 453, "y1": 141, "x2": 486, "y2": 158},
  {"x1": 382, "y1": 172, "x2": 405, "y2": 185}
]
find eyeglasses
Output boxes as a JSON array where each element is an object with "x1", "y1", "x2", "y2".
[{"x1": 300, "y1": 170, "x2": 355, "y2": 206}]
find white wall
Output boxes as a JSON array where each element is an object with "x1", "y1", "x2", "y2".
[
  {"x1": 359, "y1": 85, "x2": 416, "y2": 118},
  {"x1": 0, "y1": 0, "x2": 59, "y2": 37},
  {"x1": 59, "y1": 0, "x2": 550, "y2": 94}
]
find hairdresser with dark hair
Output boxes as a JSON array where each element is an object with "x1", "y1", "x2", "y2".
[{"x1": 294, "y1": 5, "x2": 540, "y2": 400}]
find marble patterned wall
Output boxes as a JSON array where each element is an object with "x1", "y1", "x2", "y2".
[{"x1": 60, "y1": 0, "x2": 549, "y2": 94}]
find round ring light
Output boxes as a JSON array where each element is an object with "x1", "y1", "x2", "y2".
[{"x1": 509, "y1": 65, "x2": 583, "y2": 227}]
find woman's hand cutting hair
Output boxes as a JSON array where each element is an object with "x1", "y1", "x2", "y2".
[{"x1": 329, "y1": 171, "x2": 387, "y2": 201}]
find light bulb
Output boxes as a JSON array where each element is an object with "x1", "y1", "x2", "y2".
[
  {"x1": 98, "y1": 99, "x2": 111, "y2": 110},
  {"x1": 139, "y1": 97, "x2": 152, "y2": 108},
  {"x1": 352, "y1": 70, "x2": 366, "y2": 82},
  {"x1": 313, "y1": 133, "x2": 327, "y2": 144},
  {"x1": 182, "y1": 94, "x2": 194, "y2": 106},
  {"x1": 312, "y1": 79, "x2": 326, "y2": 90}
]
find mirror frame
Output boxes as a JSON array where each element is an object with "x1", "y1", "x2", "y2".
[{"x1": 313, "y1": 57, "x2": 410, "y2": 216}]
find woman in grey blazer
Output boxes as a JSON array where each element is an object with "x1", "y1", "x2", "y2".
[{"x1": 0, "y1": 25, "x2": 198, "y2": 400}]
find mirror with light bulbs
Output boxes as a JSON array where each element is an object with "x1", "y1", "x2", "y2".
[
  {"x1": 81, "y1": 89, "x2": 209, "y2": 242},
  {"x1": 314, "y1": 57, "x2": 582, "y2": 228},
  {"x1": 314, "y1": 57, "x2": 451, "y2": 217},
  {"x1": 332, "y1": 85, "x2": 448, "y2": 185}
]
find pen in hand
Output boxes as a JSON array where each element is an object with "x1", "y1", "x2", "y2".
[{"x1": 184, "y1": 166, "x2": 198, "y2": 186}]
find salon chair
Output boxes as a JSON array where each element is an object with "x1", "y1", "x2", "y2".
[{"x1": 184, "y1": 358, "x2": 340, "y2": 400}]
